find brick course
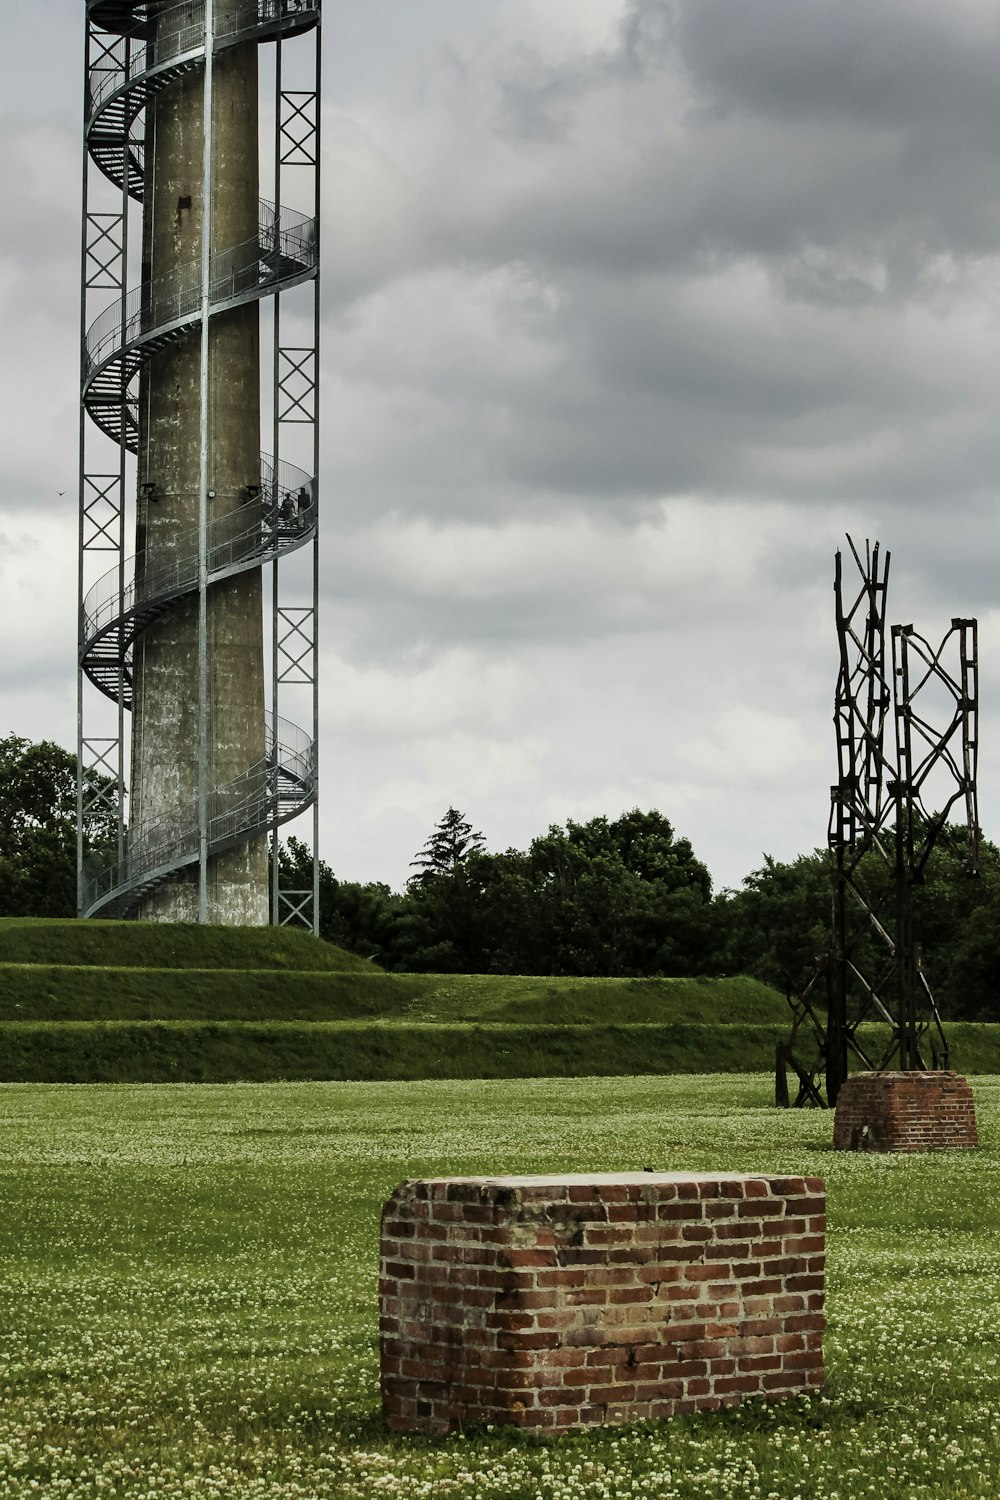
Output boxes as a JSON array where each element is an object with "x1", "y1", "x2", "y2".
[
  {"x1": 833, "y1": 1070, "x2": 978, "y2": 1153},
  {"x1": 380, "y1": 1172, "x2": 825, "y2": 1434}
]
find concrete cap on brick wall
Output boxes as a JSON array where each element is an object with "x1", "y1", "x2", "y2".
[{"x1": 399, "y1": 1173, "x2": 818, "y2": 1189}]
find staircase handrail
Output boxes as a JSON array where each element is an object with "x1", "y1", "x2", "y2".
[
  {"x1": 82, "y1": 711, "x2": 316, "y2": 913},
  {"x1": 87, "y1": 0, "x2": 320, "y2": 117},
  {"x1": 84, "y1": 198, "x2": 315, "y2": 376},
  {"x1": 82, "y1": 457, "x2": 314, "y2": 645}
]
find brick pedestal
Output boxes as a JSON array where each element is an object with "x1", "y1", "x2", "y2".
[
  {"x1": 380, "y1": 1172, "x2": 825, "y2": 1434},
  {"x1": 833, "y1": 1070, "x2": 978, "y2": 1152}
]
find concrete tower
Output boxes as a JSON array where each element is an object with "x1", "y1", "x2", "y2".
[{"x1": 78, "y1": 0, "x2": 321, "y2": 928}]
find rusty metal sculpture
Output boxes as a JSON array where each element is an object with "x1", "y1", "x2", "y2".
[{"x1": 776, "y1": 537, "x2": 980, "y2": 1108}]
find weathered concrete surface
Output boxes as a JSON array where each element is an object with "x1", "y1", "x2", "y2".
[{"x1": 131, "y1": 17, "x2": 267, "y2": 925}]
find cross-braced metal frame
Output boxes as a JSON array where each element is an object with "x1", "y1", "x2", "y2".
[
  {"x1": 77, "y1": 0, "x2": 322, "y2": 930},
  {"x1": 776, "y1": 537, "x2": 980, "y2": 1108},
  {"x1": 268, "y1": 17, "x2": 321, "y2": 932}
]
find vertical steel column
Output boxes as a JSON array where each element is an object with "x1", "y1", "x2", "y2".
[
  {"x1": 270, "y1": 17, "x2": 321, "y2": 932},
  {"x1": 270, "y1": 31, "x2": 283, "y2": 927},
  {"x1": 959, "y1": 619, "x2": 980, "y2": 863},
  {"x1": 196, "y1": 0, "x2": 215, "y2": 923},
  {"x1": 79, "y1": 10, "x2": 130, "y2": 915},
  {"x1": 76, "y1": 18, "x2": 93, "y2": 917},
  {"x1": 115, "y1": 27, "x2": 131, "y2": 874},
  {"x1": 891, "y1": 617, "x2": 979, "y2": 1071},
  {"x1": 826, "y1": 548, "x2": 852, "y2": 1105},
  {"x1": 312, "y1": 16, "x2": 322, "y2": 938},
  {"x1": 891, "y1": 624, "x2": 917, "y2": 1071},
  {"x1": 826, "y1": 540, "x2": 893, "y2": 1101}
]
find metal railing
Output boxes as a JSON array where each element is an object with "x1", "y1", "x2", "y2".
[
  {"x1": 87, "y1": 0, "x2": 320, "y2": 116},
  {"x1": 82, "y1": 456, "x2": 314, "y2": 646},
  {"x1": 82, "y1": 711, "x2": 316, "y2": 914},
  {"x1": 84, "y1": 199, "x2": 316, "y2": 377}
]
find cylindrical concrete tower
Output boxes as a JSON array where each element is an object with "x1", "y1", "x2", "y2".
[{"x1": 78, "y1": 0, "x2": 321, "y2": 928}]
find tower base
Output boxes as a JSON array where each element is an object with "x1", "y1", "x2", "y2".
[
  {"x1": 833, "y1": 1071, "x2": 977, "y2": 1153},
  {"x1": 138, "y1": 838, "x2": 269, "y2": 926}
]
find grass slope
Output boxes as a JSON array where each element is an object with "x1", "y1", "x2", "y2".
[
  {"x1": 3, "y1": 917, "x2": 995, "y2": 1083},
  {"x1": 1, "y1": 1074, "x2": 999, "y2": 1499},
  {"x1": 2, "y1": 1018, "x2": 998, "y2": 1084},
  {"x1": 0, "y1": 918, "x2": 372, "y2": 972},
  {"x1": 0, "y1": 966, "x2": 788, "y2": 1024},
  {"x1": 0, "y1": 919, "x2": 806, "y2": 1081},
  {"x1": 0, "y1": 1020, "x2": 789, "y2": 1082}
]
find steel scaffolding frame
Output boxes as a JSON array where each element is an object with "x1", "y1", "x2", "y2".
[{"x1": 776, "y1": 537, "x2": 980, "y2": 1107}]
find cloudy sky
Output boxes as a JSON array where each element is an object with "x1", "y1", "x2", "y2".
[{"x1": 3, "y1": 0, "x2": 1000, "y2": 893}]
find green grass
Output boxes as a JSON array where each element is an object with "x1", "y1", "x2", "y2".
[
  {"x1": 0, "y1": 1019, "x2": 799, "y2": 1082},
  {"x1": 0, "y1": 917, "x2": 373, "y2": 972},
  {"x1": 4, "y1": 919, "x2": 998, "y2": 1085},
  {"x1": 1, "y1": 1074, "x2": 999, "y2": 1498},
  {"x1": 1, "y1": 1013, "x2": 998, "y2": 1085},
  {"x1": 0, "y1": 965, "x2": 788, "y2": 1023}
]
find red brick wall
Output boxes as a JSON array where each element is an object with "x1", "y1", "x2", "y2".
[
  {"x1": 380, "y1": 1172, "x2": 825, "y2": 1434},
  {"x1": 833, "y1": 1070, "x2": 978, "y2": 1153}
]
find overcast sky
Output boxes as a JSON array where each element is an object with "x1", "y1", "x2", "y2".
[{"x1": 3, "y1": 0, "x2": 1000, "y2": 893}]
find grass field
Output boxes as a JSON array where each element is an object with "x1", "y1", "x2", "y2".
[{"x1": 2, "y1": 1075, "x2": 999, "y2": 1498}]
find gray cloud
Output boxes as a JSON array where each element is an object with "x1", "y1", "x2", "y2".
[
  {"x1": 397, "y1": 0, "x2": 1000, "y2": 281},
  {"x1": 315, "y1": 0, "x2": 1000, "y2": 539}
]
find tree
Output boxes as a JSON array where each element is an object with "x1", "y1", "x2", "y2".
[
  {"x1": 408, "y1": 808, "x2": 485, "y2": 884},
  {"x1": 522, "y1": 810, "x2": 715, "y2": 977},
  {"x1": 279, "y1": 809, "x2": 1000, "y2": 1000},
  {"x1": 393, "y1": 807, "x2": 717, "y2": 978},
  {"x1": 939, "y1": 894, "x2": 1000, "y2": 1021},
  {"x1": 715, "y1": 851, "x2": 832, "y2": 994},
  {"x1": 911, "y1": 829, "x2": 1000, "y2": 1019},
  {"x1": 0, "y1": 734, "x2": 118, "y2": 918}
]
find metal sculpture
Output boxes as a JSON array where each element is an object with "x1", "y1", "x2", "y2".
[
  {"x1": 77, "y1": 0, "x2": 322, "y2": 928},
  {"x1": 776, "y1": 537, "x2": 979, "y2": 1107}
]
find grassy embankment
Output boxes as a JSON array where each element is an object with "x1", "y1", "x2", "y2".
[
  {"x1": 1, "y1": 1074, "x2": 999, "y2": 1499},
  {"x1": 3, "y1": 917, "x2": 999, "y2": 1081}
]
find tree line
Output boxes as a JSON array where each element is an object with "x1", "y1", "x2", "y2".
[
  {"x1": 281, "y1": 806, "x2": 1000, "y2": 1020},
  {"x1": 4, "y1": 733, "x2": 1000, "y2": 1019}
]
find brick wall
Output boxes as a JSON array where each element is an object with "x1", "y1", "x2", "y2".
[
  {"x1": 833, "y1": 1070, "x2": 978, "y2": 1153},
  {"x1": 380, "y1": 1172, "x2": 825, "y2": 1434}
]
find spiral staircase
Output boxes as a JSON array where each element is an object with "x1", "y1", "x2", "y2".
[{"x1": 79, "y1": 0, "x2": 321, "y2": 921}]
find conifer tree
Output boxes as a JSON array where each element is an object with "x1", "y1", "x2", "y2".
[{"x1": 408, "y1": 808, "x2": 485, "y2": 883}]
